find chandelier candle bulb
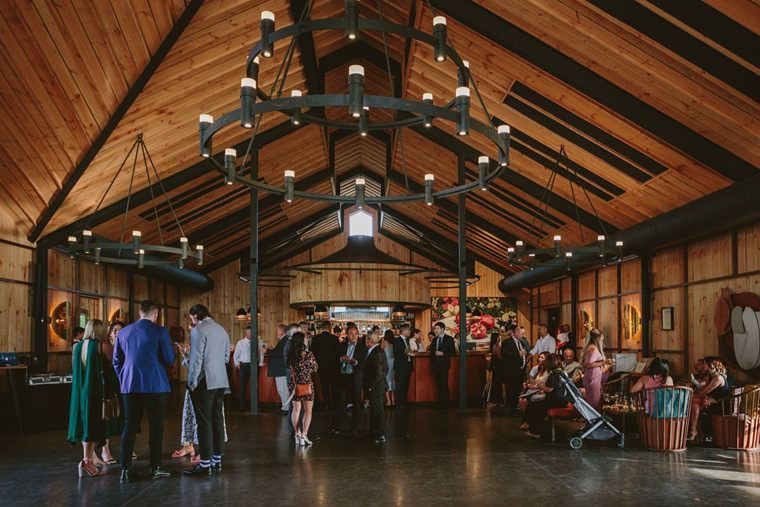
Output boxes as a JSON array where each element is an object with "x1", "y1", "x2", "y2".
[
  {"x1": 345, "y1": 0, "x2": 359, "y2": 40},
  {"x1": 458, "y1": 60, "x2": 470, "y2": 87},
  {"x1": 565, "y1": 251, "x2": 573, "y2": 270},
  {"x1": 455, "y1": 87, "x2": 470, "y2": 135},
  {"x1": 177, "y1": 254, "x2": 184, "y2": 270},
  {"x1": 284, "y1": 170, "x2": 295, "y2": 203},
  {"x1": 528, "y1": 252, "x2": 536, "y2": 271},
  {"x1": 180, "y1": 237, "x2": 189, "y2": 258},
  {"x1": 507, "y1": 247, "x2": 515, "y2": 265},
  {"x1": 82, "y1": 229, "x2": 92, "y2": 254},
  {"x1": 355, "y1": 178, "x2": 366, "y2": 209},
  {"x1": 291, "y1": 90, "x2": 302, "y2": 125},
  {"x1": 598, "y1": 235, "x2": 606, "y2": 257},
  {"x1": 422, "y1": 92, "x2": 433, "y2": 127},
  {"x1": 196, "y1": 245, "x2": 204, "y2": 265},
  {"x1": 348, "y1": 65, "x2": 365, "y2": 118},
  {"x1": 424, "y1": 173, "x2": 434, "y2": 206},
  {"x1": 260, "y1": 11, "x2": 275, "y2": 57},
  {"x1": 498, "y1": 124, "x2": 510, "y2": 166},
  {"x1": 199, "y1": 114, "x2": 213, "y2": 158},
  {"x1": 132, "y1": 231, "x2": 141, "y2": 254},
  {"x1": 553, "y1": 235, "x2": 562, "y2": 257},
  {"x1": 516, "y1": 240, "x2": 524, "y2": 260},
  {"x1": 478, "y1": 156, "x2": 489, "y2": 190},
  {"x1": 94, "y1": 247, "x2": 101, "y2": 265},
  {"x1": 240, "y1": 78, "x2": 256, "y2": 128},
  {"x1": 433, "y1": 16, "x2": 447, "y2": 62},
  {"x1": 616, "y1": 241, "x2": 624, "y2": 259},
  {"x1": 224, "y1": 148, "x2": 237, "y2": 185},
  {"x1": 250, "y1": 56, "x2": 260, "y2": 83},
  {"x1": 138, "y1": 249, "x2": 145, "y2": 269}
]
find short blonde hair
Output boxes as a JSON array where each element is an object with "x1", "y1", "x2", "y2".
[{"x1": 83, "y1": 319, "x2": 107, "y2": 343}]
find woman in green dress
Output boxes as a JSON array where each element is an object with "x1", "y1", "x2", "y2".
[{"x1": 67, "y1": 319, "x2": 106, "y2": 477}]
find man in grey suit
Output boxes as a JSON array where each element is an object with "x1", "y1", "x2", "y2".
[{"x1": 184, "y1": 304, "x2": 230, "y2": 476}]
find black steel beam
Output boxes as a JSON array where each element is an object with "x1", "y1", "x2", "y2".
[
  {"x1": 249, "y1": 151, "x2": 259, "y2": 412},
  {"x1": 29, "y1": 0, "x2": 208, "y2": 242},
  {"x1": 290, "y1": 1, "x2": 324, "y2": 113},
  {"x1": 457, "y1": 154, "x2": 467, "y2": 409},
  {"x1": 432, "y1": 0, "x2": 758, "y2": 182}
]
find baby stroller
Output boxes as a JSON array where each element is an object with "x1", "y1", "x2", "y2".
[{"x1": 555, "y1": 370, "x2": 624, "y2": 449}]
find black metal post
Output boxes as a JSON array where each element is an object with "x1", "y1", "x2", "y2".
[
  {"x1": 32, "y1": 242, "x2": 49, "y2": 370},
  {"x1": 640, "y1": 254, "x2": 651, "y2": 357},
  {"x1": 571, "y1": 273, "x2": 578, "y2": 350},
  {"x1": 249, "y1": 149, "x2": 260, "y2": 413},
  {"x1": 457, "y1": 154, "x2": 467, "y2": 410},
  {"x1": 127, "y1": 272, "x2": 135, "y2": 322}
]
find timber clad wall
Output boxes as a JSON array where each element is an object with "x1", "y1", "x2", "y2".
[
  {"x1": 0, "y1": 208, "x2": 34, "y2": 354},
  {"x1": 531, "y1": 221, "x2": 760, "y2": 377}
]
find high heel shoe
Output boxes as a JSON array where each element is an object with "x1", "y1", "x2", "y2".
[
  {"x1": 301, "y1": 433, "x2": 313, "y2": 446},
  {"x1": 294, "y1": 432, "x2": 303, "y2": 445},
  {"x1": 78, "y1": 460, "x2": 102, "y2": 477}
]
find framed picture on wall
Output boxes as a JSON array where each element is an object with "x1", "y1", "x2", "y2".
[{"x1": 661, "y1": 307, "x2": 674, "y2": 331}]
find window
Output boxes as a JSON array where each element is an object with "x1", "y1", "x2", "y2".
[{"x1": 348, "y1": 210, "x2": 373, "y2": 237}]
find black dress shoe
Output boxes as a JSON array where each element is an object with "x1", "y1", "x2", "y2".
[
  {"x1": 183, "y1": 464, "x2": 212, "y2": 476},
  {"x1": 149, "y1": 467, "x2": 171, "y2": 479},
  {"x1": 212, "y1": 462, "x2": 222, "y2": 473},
  {"x1": 120, "y1": 469, "x2": 132, "y2": 483},
  {"x1": 374, "y1": 435, "x2": 387, "y2": 445}
]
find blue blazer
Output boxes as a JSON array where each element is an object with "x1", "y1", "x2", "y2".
[{"x1": 113, "y1": 318, "x2": 175, "y2": 393}]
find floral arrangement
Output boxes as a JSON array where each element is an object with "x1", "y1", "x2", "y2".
[{"x1": 431, "y1": 296, "x2": 517, "y2": 340}]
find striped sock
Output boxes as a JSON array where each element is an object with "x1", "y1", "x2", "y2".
[
  {"x1": 212, "y1": 455, "x2": 221, "y2": 464},
  {"x1": 200, "y1": 460, "x2": 211, "y2": 468}
]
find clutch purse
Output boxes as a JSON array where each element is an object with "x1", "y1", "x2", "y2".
[{"x1": 295, "y1": 383, "x2": 312, "y2": 397}]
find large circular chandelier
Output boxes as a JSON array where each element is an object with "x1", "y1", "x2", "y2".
[{"x1": 198, "y1": 0, "x2": 511, "y2": 206}]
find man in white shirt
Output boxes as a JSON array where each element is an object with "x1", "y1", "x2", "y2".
[
  {"x1": 530, "y1": 324, "x2": 556, "y2": 357},
  {"x1": 233, "y1": 326, "x2": 252, "y2": 411}
]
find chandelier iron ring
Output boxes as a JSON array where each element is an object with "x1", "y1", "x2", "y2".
[{"x1": 200, "y1": 7, "x2": 512, "y2": 206}]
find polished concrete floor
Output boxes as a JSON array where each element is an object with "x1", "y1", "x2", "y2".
[{"x1": 2, "y1": 392, "x2": 759, "y2": 507}]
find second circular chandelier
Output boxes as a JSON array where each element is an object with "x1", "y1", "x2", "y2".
[{"x1": 198, "y1": 0, "x2": 512, "y2": 207}]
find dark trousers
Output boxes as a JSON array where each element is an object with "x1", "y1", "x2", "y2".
[
  {"x1": 505, "y1": 369, "x2": 524, "y2": 413},
  {"x1": 120, "y1": 392, "x2": 167, "y2": 470},
  {"x1": 238, "y1": 363, "x2": 251, "y2": 407},
  {"x1": 367, "y1": 384, "x2": 386, "y2": 437},
  {"x1": 432, "y1": 361, "x2": 450, "y2": 406},
  {"x1": 190, "y1": 381, "x2": 225, "y2": 460},
  {"x1": 526, "y1": 396, "x2": 566, "y2": 435},
  {"x1": 395, "y1": 364, "x2": 412, "y2": 408},
  {"x1": 332, "y1": 373, "x2": 361, "y2": 430},
  {"x1": 319, "y1": 372, "x2": 338, "y2": 409}
]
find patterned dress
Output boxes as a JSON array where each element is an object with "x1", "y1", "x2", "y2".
[
  {"x1": 180, "y1": 347, "x2": 228, "y2": 446},
  {"x1": 288, "y1": 351, "x2": 318, "y2": 401}
]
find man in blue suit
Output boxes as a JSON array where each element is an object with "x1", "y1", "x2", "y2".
[{"x1": 113, "y1": 300, "x2": 175, "y2": 482}]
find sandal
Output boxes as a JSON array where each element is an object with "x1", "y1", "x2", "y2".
[
  {"x1": 524, "y1": 431, "x2": 541, "y2": 439},
  {"x1": 190, "y1": 454, "x2": 200, "y2": 464}
]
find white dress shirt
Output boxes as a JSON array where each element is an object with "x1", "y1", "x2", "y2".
[
  {"x1": 530, "y1": 334, "x2": 556, "y2": 356},
  {"x1": 233, "y1": 337, "x2": 250, "y2": 367}
]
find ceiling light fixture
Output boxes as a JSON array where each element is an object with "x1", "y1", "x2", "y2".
[{"x1": 199, "y1": 1, "x2": 511, "y2": 208}]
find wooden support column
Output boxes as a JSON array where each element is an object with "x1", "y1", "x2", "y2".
[
  {"x1": 457, "y1": 154, "x2": 467, "y2": 410},
  {"x1": 249, "y1": 150, "x2": 260, "y2": 413},
  {"x1": 640, "y1": 253, "x2": 651, "y2": 357}
]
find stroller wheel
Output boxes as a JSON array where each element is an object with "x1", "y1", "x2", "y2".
[
  {"x1": 569, "y1": 436, "x2": 583, "y2": 450},
  {"x1": 617, "y1": 435, "x2": 625, "y2": 448}
]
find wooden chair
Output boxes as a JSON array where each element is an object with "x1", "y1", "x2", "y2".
[
  {"x1": 633, "y1": 386, "x2": 693, "y2": 451},
  {"x1": 711, "y1": 385, "x2": 760, "y2": 450},
  {"x1": 547, "y1": 404, "x2": 576, "y2": 442}
]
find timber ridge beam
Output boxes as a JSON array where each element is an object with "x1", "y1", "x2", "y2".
[{"x1": 28, "y1": 0, "x2": 208, "y2": 242}]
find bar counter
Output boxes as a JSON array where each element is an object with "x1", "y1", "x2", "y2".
[{"x1": 238, "y1": 351, "x2": 488, "y2": 404}]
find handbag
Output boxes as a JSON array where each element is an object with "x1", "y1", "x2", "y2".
[
  {"x1": 99, "y1": 342, "x2": 121, "y2": 421},
  {"x1": 296, "y1": 383, "x2": 313, "y2": 397}
]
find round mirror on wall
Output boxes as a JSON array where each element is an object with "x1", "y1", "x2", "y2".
[
  {"x1": 624, "y1": 304, "x2": 641, "y2": 341},
  {"x1": 51, "y1": 301, "x2": 70, "y2": 339}
]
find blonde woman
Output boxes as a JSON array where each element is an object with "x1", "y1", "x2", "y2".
[
  {"x1": 67, "y1": 319, "x2": 107, "y2": 477},
  {"x1": 581, "y1": 328, "x2": 614, "y2": 411},
  {"x1": 688, "y1": 357, "x2": 729, "y2": 441}
]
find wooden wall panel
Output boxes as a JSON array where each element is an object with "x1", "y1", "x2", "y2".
[
  {"x1": 0, "y1": 240, "x2": 32, "y2": 282},
  {"x1": 578, "y1": 272, "x2": 596, "y2": 301},
  {"x1": 651, "y1": 288, "x2": 683, "y2": 353},
  {"x1": 561, "y1": 278, "x2": 572, "y2": 302},
  {"x1": 598, "y1": 297, "x2": 618, "y2": 350},
  {"x1": 105, "y1": 266, "x2": 129, "y2": 299},
  {"x1": 561, "y1": 303, "x2": 572, "y2": 328},
  {"x1": 651, "y1": 247, "x2": 683, "y2": 287},
  {"x1": 0, "y1": 282, "x2": 31, "y2": 352},
  {"x1": 597, "y1": 265, "x2": 618, "y2": 297},
  {"x1": 48, "y1": 250, "x2": 76, "y2": 288},
  {"x1": 688, "y1": 233, "x2": 733, "y2": 282},
  {"x1": 737, "y1": 222, "x2": 760, "y2": 274},
  {"x1": 538, "y1": 281, "x2": 560, "y2": 307},
  {"x1": 620, "y1": 257, "x2": 641, "y2": 294},
  {"x1": 78, "y1": 261, "x2": 104, "y2": 294}
]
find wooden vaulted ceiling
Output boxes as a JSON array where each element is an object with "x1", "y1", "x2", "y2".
[{"x1": 1, "y1": 0, "x2": 759, "y2": 277}]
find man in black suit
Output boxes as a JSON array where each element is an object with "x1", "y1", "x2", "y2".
[
  {"x1": 500, "y1": 327, "x2": 527, "y2": 416},
  {"x1": 363, "y1": 331, "x2": 389, "y2": 444},
  {"x1": 331, "y1": 323, "x2": 365, "y2": 435},
  {"x1": 393, "y1": 324, "x2": 414, "y2": 409},
  {"x1": 430, "y1": 321, "x2": 456, "y2": 408},
  {"x1": 310, "y1": 321, "x2": 340, "y2": 410}
]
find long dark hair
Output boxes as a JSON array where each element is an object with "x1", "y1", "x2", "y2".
[
  {"x1": 646, "y1": 357, "x2": 670, "y2": 384},
  {"x1": 489, "y1": 332, "x2": 500, "y2": 348},
  {"x1": 384, "y1": 329, "x2": 395, "y2": 344},
  {"x1": 541, "y1": 352, "x2": 557, "y2": 373},
  {"x1": 287, "y1": 332, "x2": 307, "y2": 367}
]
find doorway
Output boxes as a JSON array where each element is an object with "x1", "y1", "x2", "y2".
[{"x1": 546, "y1": 307, "x2": 560, "y2": 336}]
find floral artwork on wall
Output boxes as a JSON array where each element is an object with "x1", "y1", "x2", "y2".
[{"x1": 431, "y1": 296, "x2": 518, "y2": 342}]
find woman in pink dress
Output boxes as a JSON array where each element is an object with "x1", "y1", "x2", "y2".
[{"x1": 581, "y1": 328, "x2": 613, "y2": 411}]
